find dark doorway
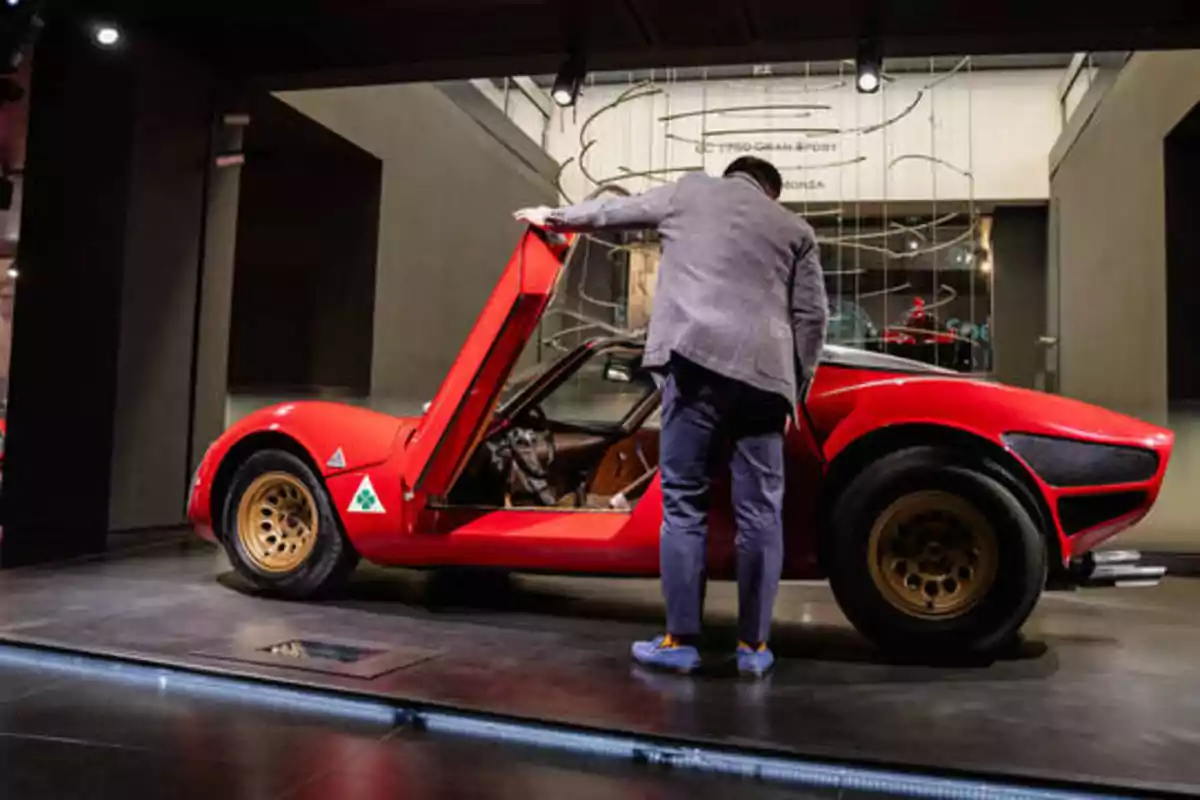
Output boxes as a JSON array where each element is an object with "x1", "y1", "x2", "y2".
[
  {"x1": 1164, "y1": 100, "x2": 1200, "y2": 408},
  {"x1": 228, "y1": 94, "x2": 381, "y2": 397},
  {"x1": 991, "y1": 206, "x2": 1049, "y2": 390}
]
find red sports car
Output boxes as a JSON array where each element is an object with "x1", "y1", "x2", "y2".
[{"x1": 188, "y1": 228, "x2": 1173, "y2": 656}]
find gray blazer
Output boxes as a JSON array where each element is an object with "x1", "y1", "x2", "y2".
[{"x1": 548, "y1": 172, "x2": 828, "y2": 405}]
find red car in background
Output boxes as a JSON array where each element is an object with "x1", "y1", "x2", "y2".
[
  {"x1": 880, "y1": 297, "x2": 978, "y2": 371},
  {"x1": 188, "y1": 228, "x2": 1172, "y2": 657}
]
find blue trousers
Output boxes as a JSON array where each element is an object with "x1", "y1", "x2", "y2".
[{"x1": 659, "y1": 356, "x2": 789, "y2": 645}]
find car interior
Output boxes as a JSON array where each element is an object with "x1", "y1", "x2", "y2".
[{"x1": 446, "y1": 342, "x2": 663, "y2": 511}]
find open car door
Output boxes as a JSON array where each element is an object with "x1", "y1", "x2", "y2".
[{"x1": 404, "y1": 228, "x2": 568, "y2": 498}]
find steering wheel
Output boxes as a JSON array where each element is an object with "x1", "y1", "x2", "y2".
[
  {"x1": 509, "y1": 405, "x2": 556, "y2": 480},
  {"x1": 524, "y1": 404, "x2": 549, "y2": 430}
]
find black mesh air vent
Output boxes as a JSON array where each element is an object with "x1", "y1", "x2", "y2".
[
  {"x1": 1004, "y1": 434, "x2": 1159, "y2": 488},
  {"x1": 1058, "y1": 492, "x2": 1147, "y2": 536}
]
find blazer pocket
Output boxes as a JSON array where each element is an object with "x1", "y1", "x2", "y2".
[{"x1": 754, "y1": 319, "x2": 791, "y2": 380}]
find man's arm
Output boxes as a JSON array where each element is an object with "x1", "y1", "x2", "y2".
[
  {"x1": 791, "y1": 236, "x2": 829, "y2": 383},
  {"x1": 545, "y1": 183, "x2": 677, "y2": 232}
]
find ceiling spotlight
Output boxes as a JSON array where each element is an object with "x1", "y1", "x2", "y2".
[
  {"x1": 907, "y1": 238, "x2": 919, "y2": 251},
  {"x1": 551, "y1": 85, "x2": 573, "y2": 107},
  {"x1": 551, "y1": 51, "x2": 586, "y2": 108},
  {"x1": 93, "y1": 24, "x2": 121, "y2": 48},
  {"x1": 856, "y1": 39, "x2": 882, "y2": 94},
  {"x1": 5, "y1": 0, "x2": 20, "y2": 7}
]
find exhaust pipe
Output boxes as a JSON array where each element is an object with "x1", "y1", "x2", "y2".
[{"x1": 1073, "y1": 550, "x2": 1166, "y2": 588}]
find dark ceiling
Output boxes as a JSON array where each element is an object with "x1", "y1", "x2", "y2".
[{"x1": 68, "y1": 0, "x2": 1200, "y2": 89}]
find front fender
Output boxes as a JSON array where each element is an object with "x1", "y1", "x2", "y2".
[
  {"x1": 219, "y1": 402, "x2": 406, "y2": 475},
  {"x1": 188, "y1": 402, "x2": 408, "y2": 537}
]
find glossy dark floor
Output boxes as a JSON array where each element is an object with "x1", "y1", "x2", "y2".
[
  {"x1": 2, "y1": 535, "x2": 1198, "y2": 795},
  {"x1": 0, "y1": 656, "x2": 850, "y2": 800}
]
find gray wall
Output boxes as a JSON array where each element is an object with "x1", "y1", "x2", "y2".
[
  {"x1": 191, "y1": 114, "x2": 243, "y2": 473},
  {"x1": 276, "y1": 84, "x2": 558, "y2": 407},
  {"x1": 1050, "y1": 51, "x2": 1200, "y2": 423},
  {"x1": 1050, "y1": 51, "x2": 1200, "y2": 552},
  {"x1": 107, "y1": 43, "x2": 215, "y2": 531},
  {"x1": 991, "y1": 206, "x2": 1048, "y2": 389}
]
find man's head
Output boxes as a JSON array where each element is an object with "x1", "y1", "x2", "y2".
[{"x1": 723, "y1": 156, "x2": 783, "y2": 200}]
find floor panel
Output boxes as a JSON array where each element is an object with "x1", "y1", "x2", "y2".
[
  {"x1": 1, "y1": 538, "x2": 1197, "y2": 795},
  {"x1": 0, "y1": 652, "x2": 842, "y2": 800}
]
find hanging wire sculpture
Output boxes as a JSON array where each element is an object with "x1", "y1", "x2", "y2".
[{"x1": 540, "y1": 57, "x2": 988, "y2": 371}]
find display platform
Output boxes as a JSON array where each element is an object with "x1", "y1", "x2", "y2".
[{"x1": 1, "y1": 535, "x2": 1198, "y2": 796}]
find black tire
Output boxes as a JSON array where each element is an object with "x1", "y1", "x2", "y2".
[
  {"x1": 220, "y1": 449, "x2": 359, "y2": 599},
  {"x1": 827, "y1": 445, "x2": 1046, "y2": 658}
]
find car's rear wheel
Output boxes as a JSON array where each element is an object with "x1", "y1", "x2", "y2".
[
  {"x1": 827, "y1": 446, "x2": 1046, "y2": 658},
  {"x1": 221, "y1": 449, "x2": 358, "y2": 599}
]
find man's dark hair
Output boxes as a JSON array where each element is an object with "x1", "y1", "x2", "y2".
[{"x1": 723, "y1": 156, "x2": 783, "y2": 199}]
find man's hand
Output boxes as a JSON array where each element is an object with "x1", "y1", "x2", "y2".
[{"x1": 513, "y1": 206, "x2": 554, "y2": 227}]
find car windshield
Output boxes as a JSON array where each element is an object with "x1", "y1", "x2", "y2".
[
  {"x1": 497, "y1": 224, "x2": 646, "y2": 411},
  {"x1": 539, "y1": 347, "x2": 657, "y2": 427},
  {"x1": 498, "y1": 363, "x2": 545, "y2": 407},
  {"x1": 495, "y1": 338, "x2": 660, "y2": 431}
]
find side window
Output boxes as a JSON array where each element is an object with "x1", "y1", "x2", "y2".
[{"x1": 540, "y1": 350, "x2": 657, "y2": 427}]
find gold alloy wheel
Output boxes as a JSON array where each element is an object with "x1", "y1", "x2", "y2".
[
  {"x1": 236, "y1": 472, "x2": 319, "y2": 573},
  {"x1": 866, "y1": 490, "x2": 999, "y2": 619}
]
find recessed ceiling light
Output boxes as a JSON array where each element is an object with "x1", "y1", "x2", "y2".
[{"x1": 94, "y1": 24, "x2": 121, "y2": 48}]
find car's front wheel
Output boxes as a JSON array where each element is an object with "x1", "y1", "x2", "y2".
[
  {"x1": 827, "y1": 446, "x2": 1046, "y2": 658},
  {"x1": 220, "y1": 449, "x2": 358, "y2": 599}
]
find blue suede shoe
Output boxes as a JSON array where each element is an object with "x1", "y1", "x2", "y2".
[
  {"x1": 736, "y1": 642, "x2": 775, "y2": 677},
  {"x1": 631, "y1": 635, "x2": 702, "y2": 674}
]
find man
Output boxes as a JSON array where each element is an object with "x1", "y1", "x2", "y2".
[{"x1": 514, "y1": 157, "x2": 828, "y2": 677}]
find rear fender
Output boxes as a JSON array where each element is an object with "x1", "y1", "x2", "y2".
[
  {"x1": 811, "y1": 374, "x2": 1173, "y2": 572},
  {"x1": 818, "y1": 418, "x2": 1061, "y2": 572},
  {"x1": 816, "y1": 378, "x2": 1008, "y2": 462}
]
